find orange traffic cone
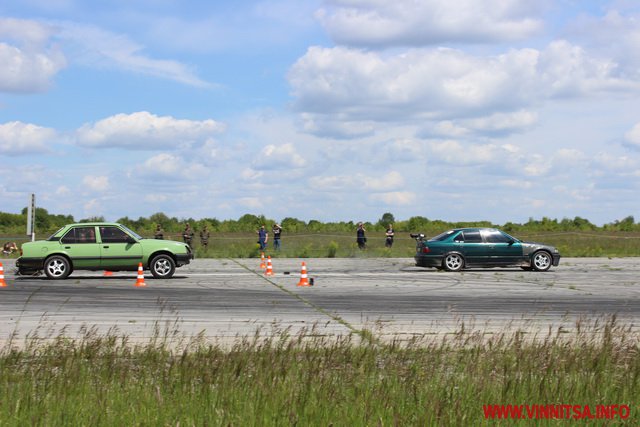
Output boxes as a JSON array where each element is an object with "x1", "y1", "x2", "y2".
[
  {"x1": 264, "y1": 256, "x2": 274, "y2": 276},
  {"x1": 260, "y1": 252, "x2": 266, "y2": 269},
  {"x1": 135, "y1": 263, "x2": 146, "y2": 287},
  {"x1": 297, "y1": 261, "x2": 310, "y2": 287},
  {"x1": 0, "y1": 262, "x2": 6, "y2": 287},
  {"x1": 103, "y1": 270, "x2": 113, "y2": 277}
]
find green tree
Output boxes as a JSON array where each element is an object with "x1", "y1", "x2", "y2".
[
  {"x1": 281, "y1": 217, "x2": 306, "y2": 233},
  {"x1": 378, "y1": 212, "x2": 396, "y2": 227}
]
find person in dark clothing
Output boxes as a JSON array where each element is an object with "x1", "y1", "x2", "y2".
[
  {"x1": 257, "y1": 225, "x2": 268, "y2": 251},
  {"x1": 200, "y1": 226, "x2": 210, "y2": 250},
  {"x1": 356, "y1": 222, "x2": 367, "y2": 250},
  {"x1": 154, "y1": 224, "x2": 164, "y2": 240},
  {"x1": 182, "y1": 223, "x2": 194, "y2": 247},
  {"x1": 272, "y1": 223, "x2": 282, "y2": 250},
  {"x1": 385, "y1": 224, "x2": 395, "y2": 248}
]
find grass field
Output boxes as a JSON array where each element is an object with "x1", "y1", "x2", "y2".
[{"x1": 0, "y1": 317, "x2": 637, "y2": 425}]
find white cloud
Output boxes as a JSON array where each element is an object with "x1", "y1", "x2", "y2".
[
  {"x1": 76, "y1": 111, "x2": 225, "y2": 150},
  {"x1": 500, "y1": 180, "x2": 532, "y2": 190},
  {"x1": 241, "y1": 168, "x2": 265, "y2": 181},
  {"x1": 317, "y1": 0, "x2": 544, "y2": 47},
  {"x1": 57, "y1": 21, "x2": 212, "y2": 88},
  {"x1": 523, "y1": 154, "x2": 551, "y2": 176},
  {"x1": 252, "y1": 143, "x2": 307, "y2": 170},
  {"x1": 0, "y1": 18, "x2": 66, "y2": 93},
  {"x1": 144, "y1": 194, "x2": 168, "y2": 203},
  {"x1": 309, "y1": 171, "x2": 405, "y2": 192},
  {"x1": 624, "y1": 122, "x2": 640, "y2": 148},
  {"x1": 82, "y1": 175, "x2": 110, "y2": 192},
  {"x1": 567, "y1": 10, "x2": 640, "y2": 81},
  {"x1": 55, "y1": 186, "x2": 70, "y2": 195},
  {"x1": 0, "y1": 121, "x2": 56, "y2": 155},
  {"x1": 462, "y1": 110, "x2": 538, "y2": 135},
  {"x1": 83, "y1": 198, "x2": 102, "y2": 214},
  {"x1": 386, "y1": 138, "x2": 425, "y2": 162},
  {"x1": 428, "y1": 140, "x2": 502, "y2": 165},
  {"x1": 365, "y1": 171, "x2": 405, "y2": 191},
  {"x1": 136, "y1": 153, "x2": 209, "y2": 180},
  {"x1": 289, "y1": 43, "x2": 638, "y2": 137},
  {"x1": 299, "y1": 113, "x2": 376, "y2": 138},
  {"x1": 369, "y1": 191, "x2": 416, "y2": 205},
  {"x1": 238, "y1": 197, "x2": 264, "y2": 209},
  {"x1": 592, "y1": 152, "x2": 638, "y2": 172}
]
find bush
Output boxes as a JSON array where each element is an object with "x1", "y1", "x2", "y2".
[{"x1": 327, "y1": 241, "x2": 338, "y2": 258}]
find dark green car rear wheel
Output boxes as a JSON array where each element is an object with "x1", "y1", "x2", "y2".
[{"x1": 443, "y1": 253, "x2": 464, "y2": 272}]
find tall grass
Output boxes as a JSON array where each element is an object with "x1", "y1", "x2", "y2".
[{"x1": 1, "y1": 317, "x2": 637, "y2": 425}]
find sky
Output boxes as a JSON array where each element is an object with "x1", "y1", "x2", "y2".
[{"x1": 2, "y1": 0, "x2": 640, "y2": 226}]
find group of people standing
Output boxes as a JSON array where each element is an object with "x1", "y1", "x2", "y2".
[
  {"x1": 356, "y1": 222, "x2": 395, "y2": 250},
  {"x1": 257, "y1": 223, "x2": 282, "y2": 251},
  {"x1": 151, "y1": 221, "x2": 395, "y2": 251},
  {"x1": 154, "y1": 223, "x2": 210, "y2": 250}
]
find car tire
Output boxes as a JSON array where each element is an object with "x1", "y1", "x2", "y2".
[
  {"x1": 150, "y1": 254, "x2": 176, "y2": 279},
  {"x1": 443, "y1": 253, "x2": 464, "y2": 272},
  {"x1": 531, "y1": 251, "x2": 552, "y2": 272},
  {"x1": 44, "y1": 255, "x2": 72, "y2": 280}
]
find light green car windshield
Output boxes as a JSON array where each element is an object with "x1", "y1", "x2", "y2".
[{"x1": 120, "y1": 224, "x2": 143, "y2": 240}]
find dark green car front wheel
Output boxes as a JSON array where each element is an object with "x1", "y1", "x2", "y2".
[{"x1": 531, "y1": 251, "x2": 552, "y2": 271}]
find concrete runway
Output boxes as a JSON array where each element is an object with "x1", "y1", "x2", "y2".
[{"x1": 1, "y1": 257, "x2": 639, "y2": 345}]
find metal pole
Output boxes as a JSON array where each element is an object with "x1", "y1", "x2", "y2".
[{"x1": 26, "y1": 193, "x2": 36, "y2": 241}]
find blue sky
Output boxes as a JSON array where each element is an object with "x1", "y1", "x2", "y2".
[{"x1": 2, "y1": 0, "x2": 640, "y2": 225}]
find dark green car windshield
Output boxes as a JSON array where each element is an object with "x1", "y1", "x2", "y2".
[{"x1": 429, "y1": 230, "x2": 458, "y2": 242}]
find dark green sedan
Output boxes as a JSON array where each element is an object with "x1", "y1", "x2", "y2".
[
  {"x1": 412, "y1": 228, "x2": 561, "y2": 272},
  {"x1": 16, "y1": 222, "x2": 193, "y2": 279}
]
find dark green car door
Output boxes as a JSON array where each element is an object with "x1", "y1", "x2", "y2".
[
  {"x1": 98, "y1": 226, "x2": 143, "y2": 270},
  {"x1": 481, "y1": 229, "x2": 523, "y2": 265},
  {"x1": 59, "y1": 226, "x2": 101, "y2": 268},
  {"x1": 457, "y1": 230, "x2": 488, "y2": 265}
]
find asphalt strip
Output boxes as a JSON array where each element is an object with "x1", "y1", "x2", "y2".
[{"x1": 230, "y1": 258, "x2": 376, "y2": 344}]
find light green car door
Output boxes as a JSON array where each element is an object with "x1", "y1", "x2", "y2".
[
  {"x1": 98, "y1": 225, "x2": 143, "y2": 270},
  {"x1": 59, "y1": 226, "x2": 101, "y2": 268}
]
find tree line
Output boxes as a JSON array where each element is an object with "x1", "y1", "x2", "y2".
[{"x1": 1, "y1": 208, "x2": 639, "y2": 237}]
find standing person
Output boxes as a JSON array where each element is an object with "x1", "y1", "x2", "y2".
[
  {"x1": 257, "y1": 225, "x2": 268, "y2": 251},
  {"x1": 385, "y1": 224, "x2": 395, "y2": 248},
  {"x1": 356, "y1": 222, "x2": 367, "y2": 250},
  {"x1": 154, "y1": 224, "x2": 164, "y2": 240},
  {"x1": 200, "y1": 225, "x2": 210, "y2": 251},
  {"x1": 272, "y1": 223, "x2": 282, "y2": 250},
  {"x1": 182, "y1": 223, "x2": 194, "y2": 248}
]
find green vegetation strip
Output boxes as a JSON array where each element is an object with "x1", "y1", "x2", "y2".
[
  {"x1": 4, "y1": 209, "x2": 640, "y2": 258},
  {"x1": 0, "y1": 317, "x2": 637, "y2": 425}
]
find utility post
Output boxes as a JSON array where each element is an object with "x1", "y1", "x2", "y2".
[{"x1": 26, "y1": 193, "x2": 35, "y2": 242}]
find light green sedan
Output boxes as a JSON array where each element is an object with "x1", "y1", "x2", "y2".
[{"x1": 16, "y1": 222, "x2": 193, "y2": 279}]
